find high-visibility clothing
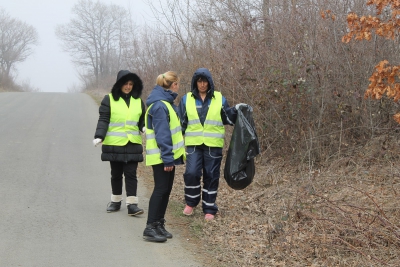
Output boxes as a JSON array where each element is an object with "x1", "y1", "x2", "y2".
[
  {"x1": 145, "y1": 101, "x2": 185, "y2": 166},
  {"x1": 184, "y1": 91, "x2": 225, "y2": 147},
  {"x1": 102, "y1": 94, "x2": 142, "y2": 146}
]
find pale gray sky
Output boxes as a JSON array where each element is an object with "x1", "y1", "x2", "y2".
[{"x1": 1, "y1": 0, "x2": 156, "y2": 92}]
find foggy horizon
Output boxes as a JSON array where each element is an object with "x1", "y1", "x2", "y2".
[{"x1": 2, "y1": 0, "x2": 156, "y2": 93}]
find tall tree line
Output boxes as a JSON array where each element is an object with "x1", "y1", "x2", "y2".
[{"x1": 59, "y1": 0, "x2": 399, "y2": 166}]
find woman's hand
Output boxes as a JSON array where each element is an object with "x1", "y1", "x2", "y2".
[
  {"x1": 164, "y1": 166, "x2": 174, "y2": 172},
  {"x1": 93, "y1": 138, "x2": 102, "y2": 147}
]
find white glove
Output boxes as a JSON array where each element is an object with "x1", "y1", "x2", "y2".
[
  {"x1": 142, "y1": 127, "x2": 146, "y2": 134},
  {"x1": 93, "y1": 138, "x2": 102, "y2": 147},
  {"x1": 235, "y1": 103, "x2": 247, "y2": 110}
]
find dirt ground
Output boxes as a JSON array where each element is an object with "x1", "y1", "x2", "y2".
[{"x1": 140, "y1": 134, "x2": 400, "y2": 267}]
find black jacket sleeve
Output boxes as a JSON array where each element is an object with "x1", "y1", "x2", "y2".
[{"x1": 94, "y1": 95, "x2": 111, "y2": 140}]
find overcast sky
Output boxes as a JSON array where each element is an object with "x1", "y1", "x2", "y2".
[{"x1": 1, "y1": 0, "x2": 157, "y2": 92}]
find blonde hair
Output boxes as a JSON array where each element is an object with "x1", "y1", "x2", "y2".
[{"x1": 156, "y1": 71, "x2": 179, "y2": 89}]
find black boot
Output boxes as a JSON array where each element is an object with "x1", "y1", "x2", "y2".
[
  {"x1": 143, "y1": 222, "x2": 167, "y2": 242},
  {"x1": 127, "y1": 204, "x2": 144, "y2": 216},
  {"x1": 106, "y1": 201, "x2": 121, "y2": 212},
  {"x1": 157, "y1": 218, "x2": 173, "y2": 238}
]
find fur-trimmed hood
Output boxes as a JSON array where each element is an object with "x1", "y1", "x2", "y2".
[{"x1": 111, "y1": 70, "x2": 143, "y2": 101}]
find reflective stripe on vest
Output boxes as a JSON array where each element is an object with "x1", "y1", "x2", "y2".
[
  {"x1": 184, "y1": 91, "x2": 225, "y2": 147},
  {"x1": 145, "y1": 100, "x2": 185, "y2": 166},
  {"x1": 102, "y1": 94, "x2": 142, "y2": 146}
]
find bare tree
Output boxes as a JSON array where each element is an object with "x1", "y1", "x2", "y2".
[
  {"x1": 140, "y1": 0, "x2": 400, "y2": 164},
  {"x1": 0, "y1": 9, "x2": 38, "y2": 86},
  {"x1": 146, "y1": 0, "x2": 196, "y2": 61},
  {"x1": 104, "y1": 0, "x2": 400, "y2": 265},
  {"x1": 55, "y1": 0, "x2": 133, "y2": 89}
]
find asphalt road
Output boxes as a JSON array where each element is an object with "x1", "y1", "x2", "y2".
[{"x1": 0, "y1": 92, "x2": 203, "y2": 267}]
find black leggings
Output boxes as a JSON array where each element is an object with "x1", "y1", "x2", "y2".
[
  {"x1": 110, "y1": 161, "x2": 138, "y2": 197},
  {"x1": 146, "y1": 163, "x2": 175, "y2": 224}
]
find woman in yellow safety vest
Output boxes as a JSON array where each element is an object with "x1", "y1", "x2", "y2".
[
  {"x1": 178, "y1": 67, "x2": 246, "y2": 221},
  {"x1": 93, "y1": 70, "x2": 146, "y2": 216},
  {"x1": 142, "y1": 71, "x2": 185, "y2": 243}
]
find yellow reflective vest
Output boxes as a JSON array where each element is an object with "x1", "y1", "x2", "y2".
[
  {"x1": 184, "y1": 91, "x2": 225, "y2": 147},
  {"x1": 102, "y1": 94, "x2": 142, "y2": 146},
  {"x1": 145, "y1": 100, "x2": 185, "y2": 166}
]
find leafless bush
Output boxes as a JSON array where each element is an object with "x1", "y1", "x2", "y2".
[
  {"x1": 139, "y1": 1, "x2": 400, "y2": 266},
  {"x1": 299, "y1": 184, "x2": 400, "y2": 266},
  {"x1": 19, "y1": 79, "x2": 40, "y2": 92},
  {"x1": 83, "y1": 0, "x2": 400, "y2": 265}
]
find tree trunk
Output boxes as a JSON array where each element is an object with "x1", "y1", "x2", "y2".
[{"x1": 263, "y1": 0, "x2": 273, "y2": 43}]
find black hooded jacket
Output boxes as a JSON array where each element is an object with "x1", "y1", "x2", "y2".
[{"x1": 94, "y1": 70, "x2": 145, "y2": 162}]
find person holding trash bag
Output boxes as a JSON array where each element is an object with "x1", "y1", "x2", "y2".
[
  {"x1": 142, "y1": 71, "x2": 185, "y2": 242},
  {"x1": 178, "y1": 67, "x2": 246, "y2": 221},
  {"x1": 93, "y1": 70, "x2": 145, "y2": 216}
]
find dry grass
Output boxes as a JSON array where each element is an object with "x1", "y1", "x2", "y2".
[
  {"x1": 86, "y1": 89, "x2": 109, "y2": 105},
  {"x1": 0, "y1": 87, "x2": 13, "y2": 92},
  {"x1": 163, "y1": 136, "x2": 400, "y2": 267}
]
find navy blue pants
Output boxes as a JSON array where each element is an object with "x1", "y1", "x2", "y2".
[
  {"x1": 110, "y1": 161, "x2": 138, "y2": 197},
  {"x1": 183, "y1": 145, "x2": 222, "y2": 215}
]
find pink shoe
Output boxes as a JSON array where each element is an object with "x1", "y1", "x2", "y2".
[
  {"x1": 183, "y1": 205, "x2": 193, "y2": 216},
  {"x1": 205, "y1": 214, "x2": 214, "y2": 221}
]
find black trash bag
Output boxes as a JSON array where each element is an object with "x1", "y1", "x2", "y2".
[{"x1": 224, "y1": 104, "x2": 260, "y2": 190}]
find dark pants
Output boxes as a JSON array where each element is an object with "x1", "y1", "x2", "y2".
[
  {"x1": 183, "y1": 145, "x2": 222, "y2": 215},
  {"x1": 110, "y1": 161, "x2": 138, "y2": 197},
  {"x1": 146, "y1": 163, "x2": 175, "y2": 224}
]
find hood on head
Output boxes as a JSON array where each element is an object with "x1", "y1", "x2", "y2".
[
  {"x1": 190, "y1": 68, "x2": 215, "y2": 97},
  {"x1": 111, "y1": 70, "x2": 143, "y2": 100}
]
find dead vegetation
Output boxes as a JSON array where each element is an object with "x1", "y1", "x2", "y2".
[
  {"x1": 163, "y1": 133, "x2": 400, "y2": 267},
  {"x1": 84, "y1": 1, "x2": 400, "y2": 265},
  {"x1": 89, "y1": 79, "x2": 400, "y2": 267}
]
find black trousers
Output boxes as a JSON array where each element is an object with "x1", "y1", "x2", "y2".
[
  {"x1": 110, "y1": 161, "x2": 138, "y2": 197},
  {"x1": 146, "y1": 163, "x2": 175, "y2": 224}
]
